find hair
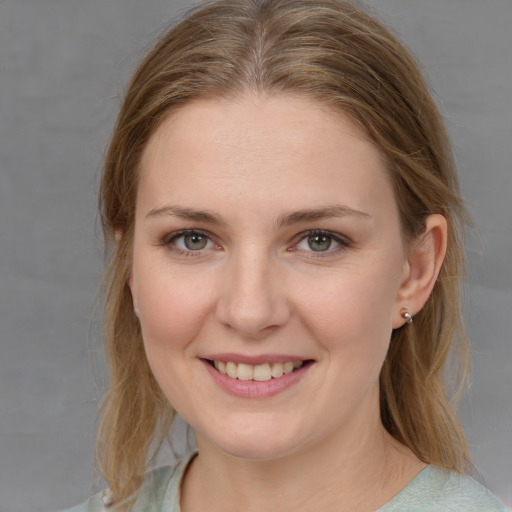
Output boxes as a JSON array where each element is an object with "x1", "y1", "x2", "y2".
[{"x1": 97, "y1": 0, "x2": 471, "y2": 508}]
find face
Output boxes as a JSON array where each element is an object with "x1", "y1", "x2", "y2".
[{"x1": 130, "y1": 94, "x2": 410, "y2": 460}]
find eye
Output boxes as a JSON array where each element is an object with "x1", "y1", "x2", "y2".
[
  {"x1": 181, "y1": 233, "x2": 209, "y2": 250},
  {"x1": 304, "y1": 233, "x2": 333, "y2": 252},
  {"x1": 294, "y1": 230, "x2": 349, "y2": 254},
  {"x1": 163, "y1": 230, "x2": 217, "y2": 253}
]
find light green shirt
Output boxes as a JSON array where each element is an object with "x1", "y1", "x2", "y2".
[{"x1": 64, "y1": 452, "x2": 508, "y2": 512}]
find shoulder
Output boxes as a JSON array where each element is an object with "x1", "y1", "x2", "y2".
[
  {"x1": 59, "y1": 466, "x2": 175, "y2": 512},
  {"x1": 60, "y1": 453, "x2": 196, "y2": 512},
  {"x1": 434, "y1": 470, "x2": 508, "y2": 512},
  {"x1": 380, "y1": 465, "x2": 508, "y2": 512}
]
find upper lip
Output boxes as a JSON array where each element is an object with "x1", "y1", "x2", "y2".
[{"x1": 201, "y1": 353, "x2": 311, "y2": 365}]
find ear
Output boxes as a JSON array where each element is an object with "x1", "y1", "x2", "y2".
[
  {"x1": 115, "y1": 229, "x2": 139, "y2": 316},
  {"x1": 127, "y1": 263, "x2": 138, "y2": 315},
  {"x1": 392, "y1": 214, "x2": 448, "y2": 328}
]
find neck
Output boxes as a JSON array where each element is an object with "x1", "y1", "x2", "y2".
[{"x1": 181, "y1": 415, "x2": 424, "y2": 512}]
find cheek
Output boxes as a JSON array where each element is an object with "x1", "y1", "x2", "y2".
[
  {"x1": 131, "y1": 258, "x2": 216, "y2": 353},
  {"x1": 294, "y1": 263, "x2": 401, "y2": 355},
  {"x1": 131, "y1": 262, "x2": 219, "y2": 411}
]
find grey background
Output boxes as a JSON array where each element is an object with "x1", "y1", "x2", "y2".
[{"x1": 0, "y1": 0, "x2": 510, "y2": 510}]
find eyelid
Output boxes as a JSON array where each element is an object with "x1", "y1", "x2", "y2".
[
  {"x1": 291, "y1": 229, "x2": 351, "y2": 255},
  {"x1": 161, "y1": 228, "x2": 350, "y2": 257},
  {"x1": 162, "y1": 228, "x2": 219, "y2": 254}
]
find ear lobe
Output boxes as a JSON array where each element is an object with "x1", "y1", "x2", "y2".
[
  {"x1": 114, "y1": 229, "x2": 139, "y2": 316},
  {"x1": 128, "y1": 273, "x2": 140, "y2": 317},
  {"x1": 393, "y1": 214, "x2": 448, "y2": 328},
  {"x1": 124, "y1": 242, "x2": 136, "y2": 313}
]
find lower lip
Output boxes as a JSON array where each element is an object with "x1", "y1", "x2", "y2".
[{"x1": 201, "y1": 359, "x2": 312, "y2": 399}]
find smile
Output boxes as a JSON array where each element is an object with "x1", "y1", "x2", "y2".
[
  {"x1": 211, "y1": 360, "x2": 304, "y2": 381},
  {"x1": 202, "y1": 358, "x2": 313, "y2": 398}
]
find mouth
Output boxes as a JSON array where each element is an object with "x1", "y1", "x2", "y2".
[{"x1": 205, "y1": 359, "x2": 313, "y2": 382}]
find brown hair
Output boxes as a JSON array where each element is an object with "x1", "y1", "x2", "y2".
[{"x1": 97, "y1": 0, "x2": 471, "y2": 507}]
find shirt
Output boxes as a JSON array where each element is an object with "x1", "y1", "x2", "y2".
[{"x1": 63, "y1": 452, "x2": 508, "y2": 512}]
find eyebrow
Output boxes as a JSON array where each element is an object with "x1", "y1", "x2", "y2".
[
  {"x1": 276, "y1": 205, "x2": 371, "y2": 227},
  {"x1": 145, "y1": 204, "x2": 370, "y2": 227},
  {"x1": 145, "y1": 205, "x2": 226, "y2": 225}
]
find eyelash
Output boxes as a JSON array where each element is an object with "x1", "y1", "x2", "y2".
[
  {"x1": 161, "y1": 229, "x2": 351, "y2": 258},
  {"x1": 162, "y1": 229, "x2": 218, "y2": 257},
  {"x1": 291, "y1": 230, "x2": 351, "y2": 258}
]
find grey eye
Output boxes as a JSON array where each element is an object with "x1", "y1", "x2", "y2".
[
  {"x1": 307, "y1": 234, "x2": 333, "y2": 252},
  {"x1": 183, "y1": 233, "x2": 209, "y2": 250},
  {"x1": 295, "y1": 231, "x2": 348, "y2": 254}
]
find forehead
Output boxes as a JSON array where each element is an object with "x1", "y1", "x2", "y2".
[
  {"x1": 142, "y1": 93, "x2": 375, "y2": 167},
  {"x1": 138, "y1": 93, "x2": 395, "y2": 219}
]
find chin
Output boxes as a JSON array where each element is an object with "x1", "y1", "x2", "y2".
[
  {"x1": 196, "y1": 420, "x2": 307, "y2": 462},
  {"x1": 217, "y1": 439, "x2": 299, "y2": 462}
]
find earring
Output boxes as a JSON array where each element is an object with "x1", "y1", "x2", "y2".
[
  {"x1": 402, "y1": 311, "x2": 413, "y2": 325},
  {"x1": 102, "y1": 489, "x2": 115, "y2": 506}
]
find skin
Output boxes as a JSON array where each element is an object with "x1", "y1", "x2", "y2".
[{"x1": 129, "y1": 93, "x2": 447, "y2": 512}]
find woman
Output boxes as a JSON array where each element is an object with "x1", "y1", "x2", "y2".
[{"x1": 67, "y1": 0, "x2": 507, "y2": 510}]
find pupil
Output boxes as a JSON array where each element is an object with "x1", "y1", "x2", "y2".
[
  {"x1": 309, "y1": 235, "x2": 331, "y2": 251},
  {"x1": 185, "y1": 234, "x2": 207, "y2": 250}
]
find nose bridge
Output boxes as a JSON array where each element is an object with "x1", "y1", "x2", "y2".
[{"x1": 216, "y1": 244, "x2": 290, "y2": 337}]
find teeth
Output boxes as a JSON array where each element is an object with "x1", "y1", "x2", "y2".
[
  {"x1": 212, "y1": 360, "x2": 304, "y2": 381},
  {"x1": 237, "y1": 363, "x2": 253, "y2": 381},
  {"x1": 226, "y1": 361, "x2": 237, "y2": 378},
  {"x1": 283, "y1": 362, "x2": 294, "y2": 374},
  {"x1": 271, "y1": 362, "x2": 284, "y2": 378},
  {"x1": 253, "y1": 363, "x2": 271, "y2": 382}
]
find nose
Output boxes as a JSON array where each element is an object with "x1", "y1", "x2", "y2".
[{"x1": 215, "y1": 249, "x2": 291, "y2": 339}]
